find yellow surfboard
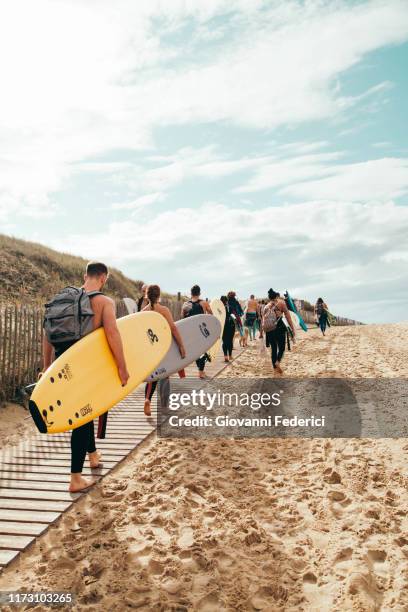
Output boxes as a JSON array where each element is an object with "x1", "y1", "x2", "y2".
[
  {"x1": 207, "y1": 299, "x2": 226, "y2": 362},
  {"x1": 29, "y1": 312, "x2": 171, "y2": 434}
]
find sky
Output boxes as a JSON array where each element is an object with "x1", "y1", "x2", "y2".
[{"x1": 1, "y1": 0, "x2": 408, "y2": 323}]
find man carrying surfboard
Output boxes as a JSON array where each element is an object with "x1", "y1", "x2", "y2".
[
  {"x1": 182, "y1": 285, "x2": 213, "y2": 379},
  {"x1": 41, "y1": 262, "x2": 130, "y2": 492}
]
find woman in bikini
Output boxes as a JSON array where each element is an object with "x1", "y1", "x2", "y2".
[{"x1": 143, "y1": 285, "x2": 186, "y2": 416}]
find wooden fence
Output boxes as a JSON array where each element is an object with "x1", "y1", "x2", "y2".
[{"x1": 0, "y1": 305, "x2": 43, "y2": 403}]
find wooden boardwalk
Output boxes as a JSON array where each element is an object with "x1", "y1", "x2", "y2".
[{"x1": 0, "y1": 347, "x2": 243, "y2": 568}]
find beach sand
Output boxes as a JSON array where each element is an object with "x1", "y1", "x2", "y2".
[
  {"x1": 0, "y1": 324, "x2": 407, "y2": 611},
  {"x1": 0, "y1": 403, "x2": 37, "y2": 451}
]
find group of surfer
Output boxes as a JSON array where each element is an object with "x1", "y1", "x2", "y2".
[{"x1": 39, "y1": 262, "x2": 330, "y2": 492}]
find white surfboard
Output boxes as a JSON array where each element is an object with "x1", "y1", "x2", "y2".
[
  {"x1": 207, "y1": 299, "x2": 226, "y2": 362},
  {"x1": 285, "y1": 311, "x2": 302, "y2": 330},
  {"x1": 146, "y1": 314, "x2": 222, "y2": 381},
  {"x1": 123, "y1": 297, "x2": 137, "y2": 314}
]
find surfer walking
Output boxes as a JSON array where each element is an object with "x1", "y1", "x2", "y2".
[
  {"x1": 262, "y1": 288, "x2": 295, "y2": 375},
  {"x1": 258, "y1": 300, "x2": 266, "y2": 339},
  {"x1": 41, "y1": 262, "x2": 129, "y2": 492},
  {"x1": 137, "y1": 284, "x2": 149, "y2": 312},
  {"x1": 143, "y1": 284, "x2": 185, "y2": 416},
  {"x1": 221, "y1": 295, "x2": 235, "y2": 362},
  {"x1": 182, "y1": 285, "x2": 213, "y2": 379},
  {"x1": 315, "y1": 297, "x2": 329, "y2": 336},
  {"x1": 244, "y1": 294, "x2": 258, "y2": 343},
  {"x1": 227, "y1": 291, "x2": 244, "y2": 346}
]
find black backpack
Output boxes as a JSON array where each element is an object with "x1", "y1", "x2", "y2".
[
  {"x1": 43, "y1": 287, "x2": 102, "y2": 347},
  {"x1": 186, "y1": 299, "x2": 204, "y2": 317}
]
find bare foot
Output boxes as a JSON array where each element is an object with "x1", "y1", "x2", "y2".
[
  {"x1": 275, "y1": 362, "x2": 283, "y2": 375},
  {"x1": 198, "y1": 371, "x2": 207, "y2": 379},
  {"x1": 69, "y1": 475, "x2": 95, "y2": 493},
  {"x1": 144, "y1": 399, "x2": 151, "y2": 417},
  {"x1": 224, "y1": 357, "x2": 229, "y2": 363},
  {"x1": 88, "y1": 451, "x2": 102, "y2": 468}
]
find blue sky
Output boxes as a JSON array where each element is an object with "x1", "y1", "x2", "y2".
[{"x1": 1, "y1": 0, "x2": 408, "y2": 323}]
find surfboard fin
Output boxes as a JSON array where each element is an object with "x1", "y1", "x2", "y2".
[{"x1": 29, "y1": 400, "x2": 48, "y2": 433}]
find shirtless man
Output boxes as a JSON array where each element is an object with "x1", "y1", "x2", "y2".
[
  {"x1": 42, "y1": 262, "x2": 129, "y2": 492},
  {"x1": 244, "y1": 294, "x2": 258, "y2": 342}
]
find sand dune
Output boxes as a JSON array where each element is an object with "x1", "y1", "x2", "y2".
[{"x1": 0, "y1": 324, "x2": 407, "y2": 611}]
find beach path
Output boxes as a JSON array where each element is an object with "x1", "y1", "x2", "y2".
[{"x1": 0, "y1": 345, "x2": 243, "y2": 568}]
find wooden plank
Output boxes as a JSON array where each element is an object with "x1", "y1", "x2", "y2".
[
  {"x1": 0, "y1": 549, "x2": 19, "y2": 566},
  {"x1": 0, "y1": 480, "x2": 81, "y2": 493},
  {"x1": 19, "y1": 447, "x2": 128, "y2": 457},
  {"x1": 15, "y1": 451, "x2": 126, "y2": 461},
  {"x1": 0, "y1": 489, "x2": 80, "y2": 502},
  {"x1": 0, "y1": 521, "x2": 47, "y2": 536},
  {"x1": 0, "y1": 498, "x2": 71, "y2": 512},
  {"x1": 23, "y1": 440, "x2": 131, "y2": 451},
  {"x1": 4, "y1": 458, "x2": 118, "y2": 469},
  {"x1": 0, "y1": 509, "x2": 59, "y2": 524},
  {"x1": 0, "y1": 534, "x2": 34, "y2": 550},
  {"x1": 0, "y1": 465, "x2": 108, "y2": 476},
  {"x1": 0, "y1": 471, "x2": 84, "y2": 484}
]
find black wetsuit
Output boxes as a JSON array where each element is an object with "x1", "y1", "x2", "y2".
[
  {"x1": 265, "y1": 318, "x2": 287, "y2": 367},
  {"x1": 54, "y1": 342, "x2": 96, "y2": 474},
  {"x1": 222, "y1": 305, "x2": 235, "y2": 357}
]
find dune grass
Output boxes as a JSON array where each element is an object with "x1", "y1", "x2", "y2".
[{"x1": 0, "y1": 234, "x2": 143, "y2": 303}]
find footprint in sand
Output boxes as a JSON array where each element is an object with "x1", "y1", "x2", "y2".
[
  {"x1": 177, "y1": 526, "x2": 194, "y2": 548},
  {"x1": 366, "y1": 549, "x2": 388, "y2": 578},
  {"x1": 196, "y1": 591, "x2": 220, "y2": 612},
  {"x1": 53, "y1": 557, "x2": 77, "y2": 571},
  {"x1": 334, "y1": 547, "x2": 354, "y2": 579}
]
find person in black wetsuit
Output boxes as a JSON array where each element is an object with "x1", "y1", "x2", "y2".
[
  {"x1": 221, "y1": 295, "x2": 235, "y2": 362},
  {"x1": 41, "y1": 262, "x2": 129, "y2": 492},
  {"x1": 182, "y1": 285, "x2": 213, "y2": 379},
  {"x1": 227, "y1": 291, "x2": 244, "y2": 345},
  {"x1": 263, "y1": 288, "x2": 295, "y2": 375}
]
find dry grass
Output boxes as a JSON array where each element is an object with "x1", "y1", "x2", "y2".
[{"x1": 0, "y1": 234, "x2": 143, "y2": 304}]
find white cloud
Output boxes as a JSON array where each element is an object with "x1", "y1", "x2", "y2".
[
  {"x1": 111, "y1": 192, "x2": 165, "y2": 210},
  {"x1": 236, "y1": 152, "x2": 344, "y2": 193},
  {"x1": 1, "y1": 0, "x2": 408, "y2": 218},
  {"x1": 52, "y1": 199, "x2": 408, "y2": 322},
  {"x1": 282, "y1": 158, "x2": 408, "y2": 201}
]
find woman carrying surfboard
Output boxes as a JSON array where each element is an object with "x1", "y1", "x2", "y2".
[
  {"x1": 143, "y1": 285, "x2": 186, "y2": 416},
  {"x1": 262, "y1": 288, "x2": 296, "y2": 375}
]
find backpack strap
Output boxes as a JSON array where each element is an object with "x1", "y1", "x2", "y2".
[{"x1": 85, "y1": 290, "x2": 103, "y2": 298}]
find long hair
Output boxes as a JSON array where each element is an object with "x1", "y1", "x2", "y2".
[
  {"x1": 267, "y1": 288, "x2": 279, "y2": 300},
  {"x1": 147, "y1": 284, "x2": 160, "y2": 310}
]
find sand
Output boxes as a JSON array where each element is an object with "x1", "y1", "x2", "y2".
[
  {"x1": 0, "y1": 324, "x2": 407, "y2": 611},
  {"x1": 0, "y1": 403, "x2": 37, "y2": 451}
]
